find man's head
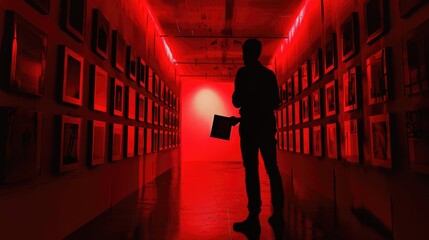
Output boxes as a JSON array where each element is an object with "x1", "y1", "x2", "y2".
[{"x1": 242, "y1": 38, "x2": 262, "y2": 66}]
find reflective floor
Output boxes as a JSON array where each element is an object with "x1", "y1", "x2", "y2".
[{"x1": 66, "y1": 161, "x2": 386, "y2": 240}]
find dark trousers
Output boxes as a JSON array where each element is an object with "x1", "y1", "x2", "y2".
[{"x1": 239, "y1": 122, "x2": 284, "y2": 215}]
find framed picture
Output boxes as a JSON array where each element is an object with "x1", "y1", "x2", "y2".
[
  {"x1": 126, "y1": 46, "x2": 137, "y2": 81},
  {"x1": 303, "y1": 128, "x2": 311, "y2": 155},
  {"x1": 283, "y1": 131, "x2": 288, "y2": 151},
  {"x1": 60, "y1": 0, "x2": 86, "y2": 42},
  {"x1": 281, "y1": 82, "x2": 287, "y2": 104},
  {"x1": 2, "y1": 11, "x2": 47, "y2": 96},
  {"x1": 92, "y1": 10, "x2": 109, "y2": 59},
  {"x1": 400, "y1": 0, "x2": 429, "y2": 17},
  {"x1": 294, "y1": 70, "x2": 301, "y2": 96},
  {"x1": 147, "y1": 99, "x2": 153, "y2": 124},
  {"x1": 282, "y1": 108, "x2": 287, "y2": 128},
  {"x1": 341, "y1": 12, "x2": 359, "y2": 62},
  {"x1": 160, "y1": 106, "x2": 164, "y2": 127},
  {"x1": 137, "y1": 127, "x2": 145, "y2": 156},
  {"x1": 287, "y1": 77, "x2": 294, "y2": 100},
  {"x1": 61, "y1": 46, "x2": 84, "y2": 106},
  {"x1": 59, "y1": 115, "x2": 81, "y2": 172},
  {"x1": 403, "y1": 19, "x2": 429, "y2": 95},
  {"x1": 324, "y1": 33, "x2": 338, "y2": 74},
  {"x1": 88, "y1": 120, "x2": 106, "y2": 166},
  {"x1": 312, "y1": 88, "x2": 322, "y2": 120},
  {"x1": 366, "y1": 48, "x2": 391, "y2": 105},
  {"x1": 277, "y1": 132, "x2": 282, "y2": 150},
  {"x1": 302, "y1": 96, "x2": 310, "y2": 123},
  {"x1": 406, "y1": 109, "x2": 429, "y2": 174},
  {"x1": 112, "y1": 30, "x2": 126, "y2": 72},
  {"x1": 313, "y1": 125, "x2": 323, "y2": 157},
  {"x1": 343, "y1": 119, "x2": 361, "y2": 163},
  {"x1": 301, "y1": 61, "x2": 310, "y2": 90},
  {"x1": 326, "y1": 123, "x2": 339, "y2": 159},
  {"x1": 295, "y1": 129, "x2": 301, "y2": 153},
  {"x1": 146, "y1": 128, "x2": 152, "y2": 154},
  {"x1": 159, "y1": 130, "x2": 165, "y2": 151},
  {"x1": 369, "y1": 114, "x2": 392, "y2": 168},
  {"x1": 276, "y1": 110, "x2": 281, "y2": 128},
  {"x1": 112, "y1": 78, "x2": 124, "y2": 117},
  {"x1": 325, "y1": 80, "x2": 337, "y2": 116},
  {"x1": 154, "y1": 103, "x2": 159, "y2": 125},
  {"x1": 165, "y1": 86, "x2": 170, "y2": 105},
  {"x1": 0, "y1": 109, "x2": 43, "y2": 183},
  {"x1": 154, "y1": 74, "x2": 160, "y2": 98},
  {"x1": 138, "y1": 94, "x2": 146, "y2": 122},
  {"x1": 153, "y1": 129, "x2": 159, "y2": 153},
  {"x1": 126, "y1": 87, "x2": 136, "y2": 120},
  {"x1": 147, "y1": 67, "x2": 154, "y2": 94},
  {"x1": 311, "y1": 49, "x2": 323, "y2": 83},
  {"x1": 125, "y1": 126, "x2": 135, "y2": 158},
  {"x1": 288, "y1": 130, "x2": 294, "y2": 152},
  {"x1": 364, "y1": 0, "x2": 389, "y2": 44},
  {"x1": 294, "y1": 101, "x2": 301, "y2": 125},
  {"x1": 343, "y1": 66, "x2": 361, "y2": 112},
  {"x1": 288, "y1": 104, "x2": 294, "y2": 126},
  {"x1": 26, "y1": 0, "x2": 50, "y2": 14},
  {"x1": 161, "y1": 80, "x2": 165, "y2": 101},
  {"x1": 138, "y1": 57, "x2": 146, "y2": 88},
  {"x1": 164, "y1": 108, "x2": 168, "y2": 127},
  {"x1": 90, "y1": 65, "x2": 108, "y2": 112},
  {"x1": 111, "y1": 123, "x2": 123, "y2": 161}
]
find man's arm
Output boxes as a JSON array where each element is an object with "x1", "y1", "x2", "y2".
[{"x1": 232, "y1": 69, "x2": 243, "y2": 108}]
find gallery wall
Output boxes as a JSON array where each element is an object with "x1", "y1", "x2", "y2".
[
  {"x1": 273, "y1": 0, "x2": 429, "y2": 239},
  {"x1": 0, "y1": 0, "x2": 180, "y2": 239}
]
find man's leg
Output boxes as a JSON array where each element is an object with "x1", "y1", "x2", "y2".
[{"x1": 240, "y1": 138, "x2": 261, "y2": 215}]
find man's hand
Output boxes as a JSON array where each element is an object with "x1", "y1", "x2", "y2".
[{"x1": 229, "y1": 116, "x2": 241, "y2": 126}]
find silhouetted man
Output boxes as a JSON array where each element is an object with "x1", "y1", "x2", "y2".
[{"x1": 231, "y1": 39, "x2": 285, "y2": 233}]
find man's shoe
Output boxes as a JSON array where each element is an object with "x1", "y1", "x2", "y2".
[
  {"x1": 268, "y1": 213, "x2": 284, "y2": 226},
  {"x1": 233, "y1": 215, "x2": 261, "y2": 233}
]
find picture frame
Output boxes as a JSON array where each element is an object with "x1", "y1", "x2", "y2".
[
  {"x1": 154, "y1": 102, "x2": 159, "y2": 125},
  {"x1": 312, "y1": 88, "x2": 322, "y2": 120},
  {"x1": 288, "y1": 104, "x2": 294, "y2": 126},
  {"x1": 126, "y1": 45, "x2": 137, "y2": 81},
  {"x1": 302, "y1": 96, "x2": 310, "y2": 123},
  {"x1": 326, "y1": 123, "x2": 339, "y2": 159},
  {"x1": 26, "y1": 0, "x2": 50, "y2": 15},
  {"x1": 325, "y1": 80, "x2": 337, "y2": 117},
  {"x1": 61, "y1": 46, "x2": 84, "y2": 106},
  {"x1": 112, "y1": 78, "x2": 124, "y2": 117},
  {"x1": 399, "y1": 0, "x2": 429, "y2": 18},
  {"x1": 92, "y1": 9, "x2": 109, "y2": 59},
  {"x1": 283, "y1": 131, "x2": 288, "y2": 151},
  {"x1": 165, "y1": 86, "x2": 170, "y2": 104},
  {"x1": 303, "y1": 128, "x2": 311, "y2": 155},
  {"x1": 2, "y1": 11, "x2": 47, "y2": 97},
  {"x1": 126, "y1": 87, "x2": 136, "y2": 120},
  {"x1": 146, "y1": 99, "x2": 153, "y2": 124},
  {"x1": 138, "y1": 57, "x2": 146, "y2": 88},
  {"x1": 60, "y1": 0, "x2": 86, "y2": 42},
  {"x1": 160, "y1": 80, "x2": 165, "y2": 101},
  {"x1": 343, "y1": 66, "x2": 361, "y2": 112},
  {"x1": 152, "y1": 129, "x2": 159, "y2": 153},
  {"x1": 159, "y1": 130, "x2": 164, "y2": 151},
  {"x1": 324, "y1": 33, "x2": 338, "y2": 74},
  {"x1": 154, "y1": 74, "x2": 160, "y2": 98},
  {"x1": 311, "y1": 49, "x2": 323, "y2": 83},
  {"x1": 287, "y1": 77, "x2": 294, "y2": 100},
  {"x1": 288, "y1": 130, "x2": 294, "y2": 152},
  {"x1": 301, "y1": 60, "x2": 310, "y2": 90},
  {"x1": 88, "y1": 120, "x2": 106, "y2": 166},
  {"x1": 282, "y1": 108, "x2": 287, "y2": 128},
  {"x1": 125, "y1": 126, "x2": 135, "y2": 158},
  {"x1": 295, "y1": 129, "x2": 301, "y2": 153},
  {"x1": 369, "y1": 114, "x2": 392, "y2": 168},
  {"x1": 146, "y1": 128, "x2": 152, "y2": 154},
  {"x1": 294, "y1": 101, "x2": 301, "y2": 125},
  {"x1": 112, "y1": 30, "x2": 126, "y2": 72},
  {"x1": 138, "y1": 94, "x2": 146, "y2": 122},
  {"x1": 341, "y1": 13, "x2": 359, "y2": 62},
  {"x1": 406, "y1": 109, "x2": 429, "y2": 174},
  {"x1": 111, "y1": 123, "x2": 123, "y2": 161},
  {"x1": 59, "y1": 115, "x2": 81, "y2": 172},
  {"x1": 403, "y1": 19, "x2": 429, "y2": 95},
  {"x1": 364, "y1": 0, "x2": 389, "y2": 44},
  {"x1": 0, "y1": 109, "x2": 43, "y2": 183},
  {"x1": 160, "y1": 106, "x2": 164, "y2": 127},
  {"x1": 147, "y1": 67, "x2": 154, "y2": 93},
  {"x1": 276, "y1": 110, "x2": 282, "y2": 128},
  {"x1": 90, "y1": 65, "x2": 108, "y2": 112},
  {"x1": 281, "y1": 82, "x2": 287, "y2": 104},
  {"x1": 137, "y1": 127, "x2": 145, "y2": 156},
  {"x1": 343, "y1": 119, "x2": 361, "y2": 164},
  {"x1": 313, "y1": 125, "x2": 323, "y2": 157},
  {"x1": 164, "y1": 108, "x2": 168, "y2": 127},
  {"x1": 366, "y1": 48, "x2": 391, "y2": 105},
  {"x1": 294, "y1": 69, "x2": 301, "y2": 96}
]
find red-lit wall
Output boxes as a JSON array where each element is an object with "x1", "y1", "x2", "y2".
[{"x1": 181, "y1": 79, "x2": 241, "y2": 162}]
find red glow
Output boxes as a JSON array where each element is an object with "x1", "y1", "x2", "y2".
[{"x1": 181, "y1": 80, "x2": 240, "y2": 162}]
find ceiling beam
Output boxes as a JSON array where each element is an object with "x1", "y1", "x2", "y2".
[{"x1": 161, "y1": 35, "x2": 288, "y2": 39}]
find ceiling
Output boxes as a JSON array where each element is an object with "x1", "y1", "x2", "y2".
[{"x1": 146, "y1": 0, "x2": 303, "y2": 81}]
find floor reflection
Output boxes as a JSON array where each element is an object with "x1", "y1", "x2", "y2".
[{"x1": 66, "y1": 161, "x2": 385, "y2": 240}]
